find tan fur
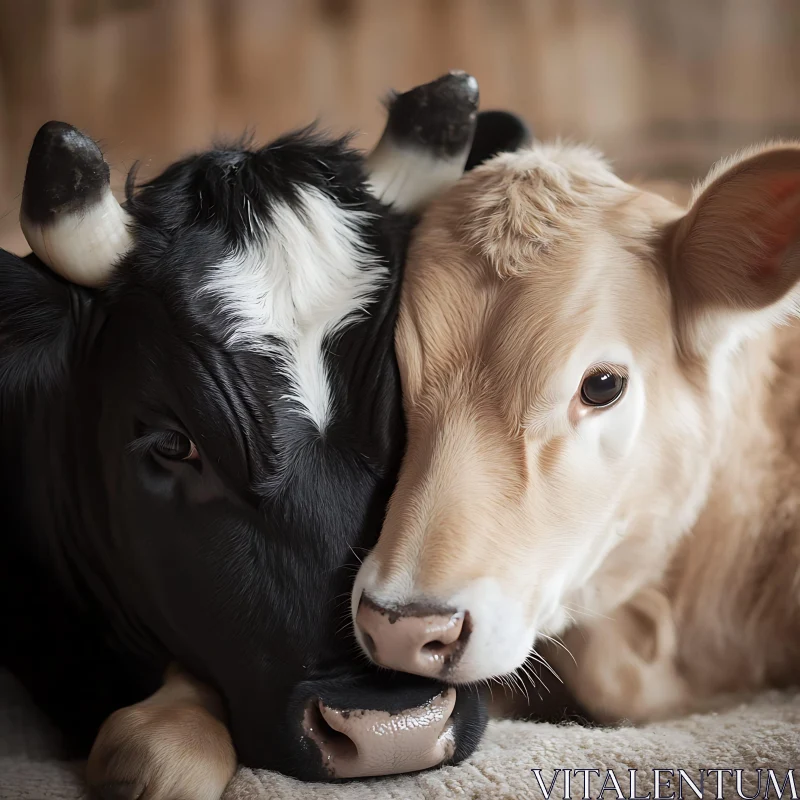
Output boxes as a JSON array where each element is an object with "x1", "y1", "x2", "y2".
[
  {"x1": 87, "y1": 664, "x2": 236, "y2": 800},
  {"x1": 365, "y1": 140, "x2": 800, "y2": 722}
]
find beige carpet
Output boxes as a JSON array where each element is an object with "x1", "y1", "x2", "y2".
[{"x1": 1, "y1": 670, "x2": 798, "y2": 800}]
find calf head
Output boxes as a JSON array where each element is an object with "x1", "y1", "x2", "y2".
[
  {"x1": 1, "y1": 73, "x2": 529, "y2": 778},
  {"x1": 352, "y1": 142, "x2": 800, "y2": 685}
]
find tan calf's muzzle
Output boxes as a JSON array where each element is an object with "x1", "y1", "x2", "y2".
[
  {"x1": 302, "y1": 688, "x2": 457, "y2": 778},
  {"x1": 355, "y1": 596, "x2": 471, "y2": 679}
]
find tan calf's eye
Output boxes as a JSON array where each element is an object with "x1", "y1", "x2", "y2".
[{"x1": 580, "y1": 368, "x2": 627, "y2": 408}]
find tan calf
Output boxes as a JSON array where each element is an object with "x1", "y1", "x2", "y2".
[{"x1": 351, "y1": 142, "x2": 800, "y2": 723}]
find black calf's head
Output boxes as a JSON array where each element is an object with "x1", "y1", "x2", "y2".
[{"x1": 3, "y1": 74, "x2": 529, "y2": 779}]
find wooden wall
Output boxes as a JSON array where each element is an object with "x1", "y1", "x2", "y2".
[{"x1": 2, "y1": 0, "x2": 800, "y2": 251}]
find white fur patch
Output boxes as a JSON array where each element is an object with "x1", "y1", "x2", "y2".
[
  {"x1": 20, "y1": 187, "x2": 133, "y2": 287},
  {"x1": 202, "y1": 186, "x2": 384, "y2": 430},
  {"x1": 367, "y1": 140, "x2": 468, "y2": 213}
]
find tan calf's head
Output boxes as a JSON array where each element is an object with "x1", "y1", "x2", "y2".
[{"x1": 351, "y1": 142, "x2": 800, "y2": 684}]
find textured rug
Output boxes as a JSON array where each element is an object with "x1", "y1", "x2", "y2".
[{"x1": 1, "y1": 670, "x2": 798, "y2": 800}]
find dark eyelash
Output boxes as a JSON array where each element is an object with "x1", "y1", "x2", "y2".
[
  {"x1": 585, "y1": 361, "x2": 628, "y2": 380},
  {"x1": 127, "y1": 430, "x2": 185, "y2": 458}
]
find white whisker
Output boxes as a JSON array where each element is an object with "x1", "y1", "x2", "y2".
[
  {"x1": 540, "y1": 632, "x2": 577, "y2": 667},
  {"x1": 528, "y1": 647, "x2": 563, "y2": 684}
]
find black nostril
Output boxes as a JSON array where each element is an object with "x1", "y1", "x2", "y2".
[
  {"x1": 460, "y1": 611, "x2": 472, "y2": 644},
  {"x1": 421, "y1": 610, "x2": 472, "y2": 662},
  {"x1": 424, "y1": 611, "x2": 471, "y2": 651}
]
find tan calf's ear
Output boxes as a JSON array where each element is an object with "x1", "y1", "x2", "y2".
[{"x1": 671, "y1": 145, "x2": 800, "y2": 353}]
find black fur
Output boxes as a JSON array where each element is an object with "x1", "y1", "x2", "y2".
[
  {"x1": 1, "y1": 113, "x2": 527, "y2": 779},
  {"x1": 465, "y1": 110, "x2": 533, "y2": 171},
  {"x1": 383, "y1": 71, "x2": 479, "y2": 158}
]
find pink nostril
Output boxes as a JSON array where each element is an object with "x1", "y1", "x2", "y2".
[
  {"x1": 355, "y1": 596, "x2": 471, "y2": 678},
  {"x1": 304, "y1": 700, "x2": 359, "y2": 766}
]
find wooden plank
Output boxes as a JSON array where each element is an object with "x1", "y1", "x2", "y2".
[{"x1": 3, "y1": 0, "x2": 800, "y2": 251}]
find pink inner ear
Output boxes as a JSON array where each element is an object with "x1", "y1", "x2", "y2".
[
  {"x1": 766, "y1": 174, "x2": 800, "y2": 202},
  {"x1": 753, "y1": 174, "x2": 800, "y2": 279}
]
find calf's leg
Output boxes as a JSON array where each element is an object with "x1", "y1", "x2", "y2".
[
  {"x1": 554, "y1": 586, "x2": 698, "y2": 724},
  {"x1": 87, "y1": 664, "x2": 236, "y2": 800}
]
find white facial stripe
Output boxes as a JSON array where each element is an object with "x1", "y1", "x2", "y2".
[{"x1": 202, "y1": 186, "x2": 384, "y2": 430}]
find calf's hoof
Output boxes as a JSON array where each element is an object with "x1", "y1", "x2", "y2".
[{"x1": 87, "y1": 702, "x2": 236, "y2": 800}]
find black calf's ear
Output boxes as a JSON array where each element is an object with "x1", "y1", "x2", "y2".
[
  {"x1": 0, "y1": 250, "x2": 83, "y2": 401},
  {"x1": 466, "y1": 111, "x2": 532, "y2": 171}
]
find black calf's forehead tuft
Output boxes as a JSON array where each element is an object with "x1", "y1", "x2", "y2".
[
  {"x1": 105, "y1": 125, "x2": 392, "y2": 373},
  {"x1": 123, "y1": 126, "x2": 371, "y2": 251}
]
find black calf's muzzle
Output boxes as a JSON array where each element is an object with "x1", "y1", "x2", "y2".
[{"x1": 229, "y1": 674, "x2": 486, "y2": 782}]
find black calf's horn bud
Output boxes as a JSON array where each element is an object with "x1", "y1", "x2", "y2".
[
  {"x1": 20, "y1": 121, "x2": 132, "y2": 286},
  {"x1": 366, "y1": 70, "x2": 480, "y2": 212}
]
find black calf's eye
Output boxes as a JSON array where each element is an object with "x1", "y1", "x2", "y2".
[
  {"x1": 580, "y1": 368, "x2": 627, "y2": 408},
  {"x1": 153, "y1": 432, "x2": 199, "y2": 462}
]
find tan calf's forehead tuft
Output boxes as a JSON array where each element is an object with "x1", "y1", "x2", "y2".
[
  {"x1": 449, "y1": 143, "x2": 633, "y2": 277},
  {"x1": 399, "y1": 141, "x2": 679, "y2": 414}
]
